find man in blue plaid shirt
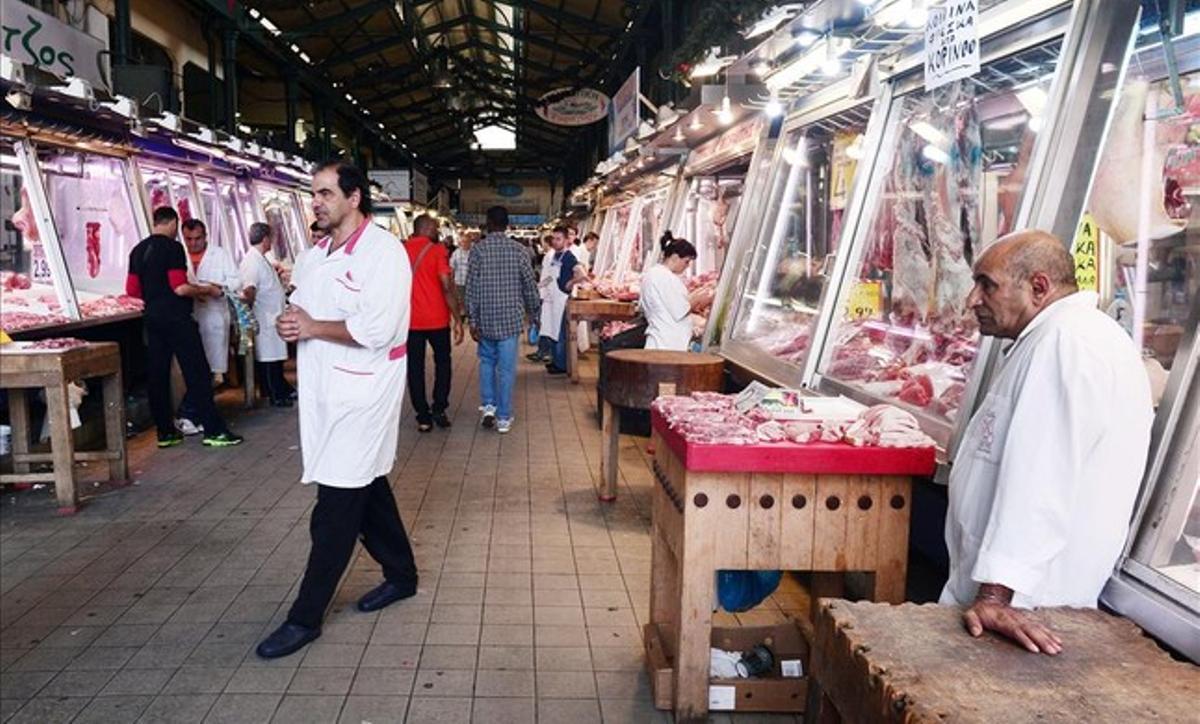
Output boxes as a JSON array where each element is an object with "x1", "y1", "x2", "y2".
[{"x1": 466, "y1": 206, "x2": 541, "y2": 434}]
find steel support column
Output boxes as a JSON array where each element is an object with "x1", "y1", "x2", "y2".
[{"x1": 222, "y1": 28, "x2": 239, "y2": 132}]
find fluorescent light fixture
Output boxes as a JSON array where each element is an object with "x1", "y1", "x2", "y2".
[
  {"x1": 874, "y1": 0, "x2": 927, "y2": 28},
  {"x1": 1028, "y1": 115, "x2": 1045, "y2": 133},
  {"x1": 690, "y1": 47, "x2": 736, "y2": 79},
  {"x1": 716, "y1": 95, "x2": 734, "y2": 125},
  {"x1": 672, "y1": 126, "x2": 686, "y2": 143},
  {"x1": 259, "y1": 17, "x2": 281, "y2": 36},
  {"x1": 783, "y1": 135, "x2": 808, "y2": 166},
  {"x1": 764, "y1": 94, "x2": 784, "y2": 118},
  {"x1": 1016, "y1": 86, "x2": 1048, "y2": 117},
  {"x1": 766, "y1": 37, "x2": 849, "y2": 91},
  {"x1": 1, "y1": 153, "x2": 20, "y2": 167},
  {"x1": 174, "y1": 138, "x2": 227, "y2": 159},
  {"x1": 909, "y1": 120, "x2": 947, "y2": 146},
  {"x1": 845, "y1": 133, "x2": 865, "y2": 159},
  {"x1": 751, "y1": 60, "x2": 772, "y2": 76},
  {"x1": 298, "y1": 51, "x2": 313, "y2": 64},
  {"x1": 921, "y1": 144, "x2": 950, "y2": 164},
  {"x1": 743, "y1": 4, "x2": 805, "y2": 39},
  {"x1": 474, "y1": 124, "x2": 516, "y2": 150},
  {"x1": 795, "y1": 30, "x2": 820, "y2": 48},
  {"x1": 822, "y1": 55, "x2": 843, "y2": 77}
]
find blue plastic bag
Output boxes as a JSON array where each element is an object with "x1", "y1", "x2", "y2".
[
  {"x1": 717, "y1": 570, "x2": 783, "y2": 613},
  {"x1": 527, "y1": 324, "x2": 540, "y2": 346}
]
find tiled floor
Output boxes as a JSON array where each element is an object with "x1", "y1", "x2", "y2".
[{"x1": 1, "y1": 348, "x2": 807, "y2": 723}]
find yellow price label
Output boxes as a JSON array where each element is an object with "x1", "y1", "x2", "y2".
[
  {"x1": 845, "y1": 281, "x2": 882, "y2": 320},
  {"x1": 1072, "y1": 213, "x2": 1099, "y2": 292}
]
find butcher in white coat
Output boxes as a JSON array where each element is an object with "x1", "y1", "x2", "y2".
[
  {"x1": 240, "y1": 222, "x2": 294, "y2": 406},
  {"x1": 641, "y1": 236, "x2": 710, "y2": 351},
  {"x1": 943, "y1": 230, "x2": 1153, "y2": 655},
  {"x1": 182, "y1": 218, "x2": 239, "y2": 377},
  {"x1": 255, "y1": 161, "x2": 418, "y2": 660}
]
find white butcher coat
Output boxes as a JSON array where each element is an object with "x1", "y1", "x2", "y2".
[
  {"x1": 941, "y1": 292, "x2": 1153, "y2": 609},
  {"x1": 240, "y1": 247, "x2": 289, "y2": 362},
  {"x1": 538, "y1": 250, "x2": 569, "y2": 342},
  {"x1": 641, "y1": 263, "x2": 692, "y2": 351},
  {"x1": 189, "y1": 244, "x2": 240, "y2": 373},
  {"x1": 289, "y1": 221, "x2": 411, "y2": 488},
  {"x1": 573, "y1": 244, "x2": 592, "y2": 352}
]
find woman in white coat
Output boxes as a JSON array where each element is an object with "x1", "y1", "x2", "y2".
[
  {"x1": 240, "y1": 222, "x2": 294, "y2": 406},
  {"x1": 640, "y1": 235, "x2": 710, "y2": 351}
]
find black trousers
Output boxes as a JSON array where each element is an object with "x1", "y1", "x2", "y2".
[
  {"x1": 287, "y1": 476, "x2": 418, "y2": 629},
  {"x1": 146, "y1": 316, "x2": 228, "y2": 438},
  {"x1": 257, "y1": 360, "x2": 293, "y2": 403},
  {"x1": 406, "y1": 327, "x2": 451, "y2": 421}
]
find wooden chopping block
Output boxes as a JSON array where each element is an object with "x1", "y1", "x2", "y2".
[
  {"x1": 601, "y1": 349, "x2": 724, "y2": 410},
  {"x1": 808, "y1": 600, "x2": 1199, "y2": 724}
]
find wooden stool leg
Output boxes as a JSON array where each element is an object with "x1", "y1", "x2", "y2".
[
  {"x1": 9, "y1": 389, "x2": 31, "y2": 474},
  {"x1": 44, "y1": 383, "x2": 78, "y2": 515},
  {"x1": 244, "y1": 350, "x2": 256, "y2": 409},
  {"x1": 568, "y1": 318, "x2": 580, "y2": 384},
  {"x1": 805, "y1": 677, "x2": 842, "y2": 724},
  {"x1": 102, "y1": 372, "x2": 128, "y2": 482},
  {"x1": 672, "y1": 559, "x2": 715, "y2": 723},
  {"x1": 599, "y1": 399, "x2": 619, "y2": 502},
  {"x1": 810, "y1": 573, "x2": 846, "y2": 623}
]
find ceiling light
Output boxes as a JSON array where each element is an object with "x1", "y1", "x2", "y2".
[
  {"x1": 716, "y1": 96, "x2": 734, "y2": 125},
  {"x1": 636, "y1": 120, "x2": 656, "y2": 140},
  {"x1": 690, "y1": 47, "x2": 736, "y2": 79},
  {"x1": 909, "y1": 120, "x2": 947, "y2": 146},
  {"x1": 764, "y1": 95, "x2": 784, "y2": 118},
  {"x1": 845, "y1": 133, "x2": 865, "y2": 159},
  {"x1": 921, "y1": 144, "x2": 950, "y2": 164},
  {"x1": 1028, "y1": 115, "x2": 1045, "y2": 133},
  {"x1": 688, "y1": 114, "x2": 705, "y2": 132},
  {"x1": 743, "y1": 4, "x2": 805, "y2": 39},
  {"x1": 751, "y1": 60, "x2": 772, "y2": 77},
  {"x1": 655, "y1": 104, "x2": 680, "y2": 126},
  {"x1": 795, "y1": 30, "x2": 820, "y2": 48},
  {"x1": 1016, "y1": 86, "x2": 1049, "y2": 117},
  {"x1": 783, "y1": 135, "x2": 808, "y2": 166}
]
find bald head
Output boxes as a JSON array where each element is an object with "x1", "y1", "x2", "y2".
[
  {"x1": 967, "y1": 230, "x2": 1079, "y2": 339},
  {"x1": 413, "y1": 214, "x2": 438, "y2": 238}
]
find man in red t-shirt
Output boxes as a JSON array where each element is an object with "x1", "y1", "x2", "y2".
[{"x1": 404, "y1": 214, "x2": 464, "y2": 431}]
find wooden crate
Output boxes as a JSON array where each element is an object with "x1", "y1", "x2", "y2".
[{"x1": 645, "y1": 621, "x2": 811, "y2": 714}]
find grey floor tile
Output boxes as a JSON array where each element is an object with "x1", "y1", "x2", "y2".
[
  {"x1": 598, "y1": 698, "x2": 671, "y2": 724},
  {"x1": 101, "y1": 667, "x2": 175, "y2": 695},
  {"x1": 202, "y1": 693, "x2": 281, "y2": 724},
  {"x1": 536, "y1": 698, "x2": 602, "y2": 724},
  {"x1": 417, "y1": 645, "x2": 477, "y2": 671},
  {"x1": 300, "y1": 643, "x2": 365, "y2": 669},
  {"x1": 6, "y1": 696, "x2": 90, "y2": 724},
  {"x1": 359, "y1": 644, "x2": 421, "y2": 670},
  {"x1": 39, "y1": 668, "x2": 116, "y2": 698},
  {"x1": 592, "y1": 671, "x2": 651, "y2": 701},
  {"x1": 412, "y1": 668, "x2": 475, "y2": 697},
  {"x1": 535, "y1": 647, "x2": 593, "y2": 672},
  {"x1": 536, "y1": 670, "x2": 597, "y2": 699},
  {"x1": 476, "y1": 646, "x2": 533, "y2": 671},
  {"x1": 65, "y1": 645, "x2": 139, "y2": 671},
  {"x1": 474, "y1": 669, "x2": 535, "y2": 698},
  {"x1": 0, "y1": 670, "x2": 55, "y2": 699},
  {"x1": 6, "y1": 646, "x2": 81, "y2": 673},
  {"x1": 270, "y1": 694, "x2": 344, "y2": 723},
  {"x1": 404, "y1": 696, "x2": 471, "y2": 723},
  {"x1": 534, "y1": 626, "x2": 588, "y2": 648},
  {"x1": 349, "y1": 668, "x2": 415, "y2": 696},
  {"x1": 287, "y1": 668, "x2": 355, "y2": 696},
  {"x1": 72, "y1": 694, "x2": 155, "y2": 724},
  {"x1": 471, "y1": 697, "x2": 535, "y2": 724},
  {"x1": 338, "y1": 694, "x2": 408, "y2": 724},
  {"x1": 164, "y1": 666, "x2": 236, "y2": 694},
  {"x1": 222, "y1": 666, "x2": 296, "y2": 694},
  {"x1": 588, "y1": 647, "x2": 643, "y2": 672}
]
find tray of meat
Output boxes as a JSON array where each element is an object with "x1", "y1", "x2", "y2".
[
  {"x1": 651, "y1": 393, "x2": 936, "y2": 475},
  {"x1": 2, "y1": 337, "x2": 89, "y2": 354}
]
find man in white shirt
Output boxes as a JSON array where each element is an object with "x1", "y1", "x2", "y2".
[
  {"x1": 943, "y1": 230, "x2": 1153, "y2": 655},
  {"x1": 255, "y1": 161, "x2": 418, "y2": 659},
  {"x1": 240, "y1": 223, "x2": 294, "y2": 407}
]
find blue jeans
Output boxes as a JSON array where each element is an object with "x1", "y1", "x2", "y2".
[
  {"x1": 478, "y1": 335, "x2": 518, "y2": 420},
  {"x1": 552, "y1": 312, "x2": 569, "y2": 371}
]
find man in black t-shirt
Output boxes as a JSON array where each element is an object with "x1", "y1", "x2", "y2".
[{"x1": 126, "y1": 207, "x2": 243, "y2": 448}]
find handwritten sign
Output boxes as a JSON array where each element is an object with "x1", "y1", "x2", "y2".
[
  {"x1": 845, "y1": 281, "x2": 882, "y2": 320},
  {"x1": 1, "y1": 2, "x2": 108, "y2": 89},
  {"x1": 925, "y1": 0, "x2": 980, "y2": 91},
  {"x1": 608, "y1": 68, "x2": 641, "y2": 154},
  {"x1": 30, "y1": 244, "x2": 53, "y2": 283},
  {"x1": 1072, "y1": 212, "x2": 1099, "y2": 292}
]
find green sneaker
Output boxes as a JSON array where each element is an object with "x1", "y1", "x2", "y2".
[
  {"x1": 157, "y1": 432, "x2": 184, "y2": 448},
  {"x1": 202, "y1": 432, "x2": 244, "y2": 447}
]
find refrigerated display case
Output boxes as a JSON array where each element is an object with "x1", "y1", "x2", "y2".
[
  {"x1": 34, "y1": 142, "x2": 148, "y2": 323},
  {"x1": 804, "y1": 0, "x2": 1139, "y2": 449},
  {"x1": 591, "y1": 200, "x2": 633, "y2": 280},
  {"x1": 254, "y1": 182, "x2": 306, "y2": 263},
  {"x1": 716, "y1": 86, "x2": 879, "y2": 387},
  {"x1": 1, "y1": 136, "x2": 74, "y2": 332}
]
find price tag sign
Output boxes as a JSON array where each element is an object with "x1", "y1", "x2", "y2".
[
  {"x1": 657, "y1": 382, "x2": 676, "y2": 398},
  {"x1": 30, "y1": 244, "x2": 53, "y2": 283},
  {"x1": 1072, "y1": 213, "x2": 1099, "y2": 292},
  {"x1": 925, "y1": 0, "x2": 980, "y2": 91},
  {"x1": 845, "y1": 281, "x2": 882, "y2": 320}
]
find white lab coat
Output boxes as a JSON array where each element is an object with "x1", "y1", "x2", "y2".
[
  {"x1": 189, "y1": 245, "x2": 240, "y2": 373},
  {"x1": 240, "y1": 246, "x2": 289, "y2": 362},
  {"x1": 572, "y1": 242, "x2": 591, "y2": 269},
  {"x1": 538, "y1": 250, "x2": 569, "y2": 342},
  {"x1": 289, "y1": 221, "x2": 411, "y2": 488},
  {"x1": 641, "y1": 263, "x2": 693, "y2": 351},
  {"x1": 941, "y1": 292, "x2": 1153, "y2": 609},
  {"x1": 573, "y1": 244, "x2": 592, "y2": 353}
]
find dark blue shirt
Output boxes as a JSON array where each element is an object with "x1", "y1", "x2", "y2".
[{"x1": 556, "y1": 249, "x2": 579, "y2": 295}]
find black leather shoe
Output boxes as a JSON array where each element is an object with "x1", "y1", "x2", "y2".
[
  {"x1": 255, "y1": 622, "x2": 320, "y2": 659},
  {"x1": 433, "y1": 413, "x2": 452, "y2": 429},
  {"x1": 356, "y1": 580, "x2": 418, "y2": 613},
  {"x1": 545, "y1": 365, "x2": 567, "y2": 375}
]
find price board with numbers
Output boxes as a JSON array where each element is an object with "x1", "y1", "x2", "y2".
[
  {"x1": 30, "y1": 244, "x2": 53, "y2": 283},
  {"x1": 845, "y1": 281, "x2": 883, "y2": 320},
  {"x1": 1072, "y1": 213, "x2": 1099, "y2": 292}
]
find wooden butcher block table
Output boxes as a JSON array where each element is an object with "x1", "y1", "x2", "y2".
[
  {"x1": 597, "y1": 349, "x2": 723, "y2": 502},
  {"x1": 566, "y1": 298, "x2": 638, "y2": 383},
  {"x1": 807, "y1": 600, "x2": 1200, "y2": 724},
  {"x1": 0, "y1": 341, "x2": 128, "y2": 514},
  {"x1": 645, "y1": 408, "x2": 936, "y2": 722}
]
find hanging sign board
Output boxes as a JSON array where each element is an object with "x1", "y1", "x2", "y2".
[
  {"x1": 924, "y1": 0, "x2": 980, "y2": 91},
  {"x1": 1, "y1": 2, "x2": 108, "y2": 89},
  {"x1": 412, "y1": 170, "x2": 429, "y2": 204},
  {"x1": 537, "y1": 88, "x2": 610, "y2": 126},
  {"x1": 1072, "y1": 212, "x2": 1099, "y2": 292},
  {"x1": 368, "y1": 169, "x2": 412, "y2": 201},
  {"x1": 609, "y1": 68, "x2": 641, "y2": 154}
]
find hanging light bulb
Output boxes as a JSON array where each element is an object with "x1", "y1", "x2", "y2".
[
  {"x1": 821, "y1": 38, "x2": 843, "y2": 77},
  {"x1": 764, "y1": 94, "x2": 783, "y2": 118},
  {"x1": 688, "y1": 114, "x2": 704, "y2": 132},
  {"x1": 672, "y1": 125, "x2": 686, "y2": 143},
  {"x1": 716, "y1": 95, "x2": 734, "y2": 125}
]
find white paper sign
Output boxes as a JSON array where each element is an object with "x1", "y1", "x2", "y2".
[
  {"x1": 1, "y1": 2, "x2": 108, "y2": 89},
  {"x1": 708, "y1": 685, "x2": 736, "y2": 711},
  {"x1": 608, "y1": 67, "x2": 641, "y2": 154},
  {"x1": 924, "y1": 0, "x2": 980, "y2": 91}
]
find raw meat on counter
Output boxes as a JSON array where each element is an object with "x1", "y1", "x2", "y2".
[
  {"x1": 1, "y1": 310, "x2": 71, "y2": 331},
  {"x1": 3, "y1": 272, "x2": 32, "y2": 291},
  {"x1": 79, "y1": 294, "x2": 144, "y2": 318},
  {"x1": 652, "y1": 392, "x2": 935, "y2": 449},
  {"x1": 590, "y1": 273, "x2": 642, "y2": 301},
  {"x1": 600, "y1": 320, "x2": 638, "y2": 340},
  {"x1": 26, "y1": 337, "x2": 88, "y2": 350}
]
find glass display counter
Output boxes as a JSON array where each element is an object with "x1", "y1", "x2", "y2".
[
  {"x1": 721, "y1": 99, "x2": 876, "y2": 384},
  {"x1": 254, "y1": 182, "x2": 306, "y2": 263}
]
